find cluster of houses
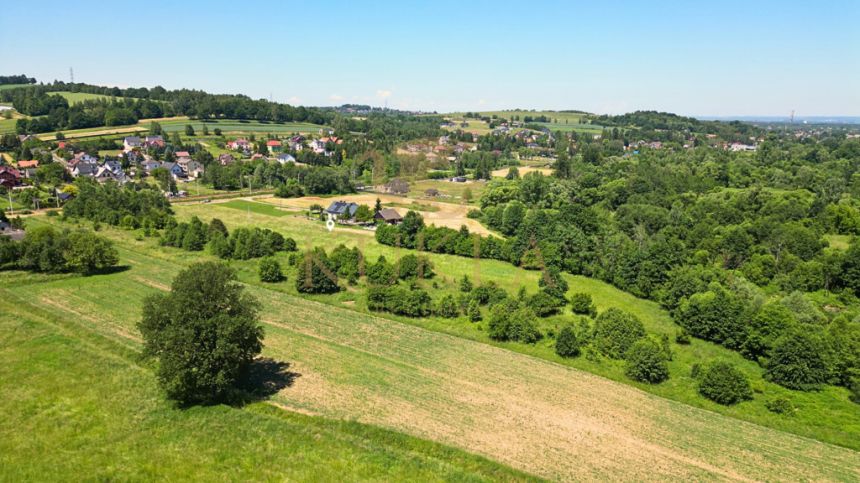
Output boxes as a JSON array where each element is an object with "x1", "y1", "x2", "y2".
[
  {"x1": 226, "y1": 134, "x2": 343, "y2": 158},
  {"x1": 123, "y1": 136, "x2": 205, "y2": 181},
  {"x1": 323, "y1": 200, "x2": 403, "y2": 226}
]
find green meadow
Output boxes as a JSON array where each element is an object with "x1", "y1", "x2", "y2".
[{"x1": 2, "y1": 212, "x2": 858, "y2": 480}]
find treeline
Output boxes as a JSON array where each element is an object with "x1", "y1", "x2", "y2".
[
  {"x1": 0, "y1": 74, "x2": 36, "y2": 85},
  {"x1": 160, "y1": 216, "x2": 297, "y2": 260},
  {"x1": 203, "y1": 160, "x2": 354, "y2": 195},
  {"x1": 62, "y1": 179, "x2": 173, "y2": 228},
  {"x1": 0, "y1": 226, "x2": 118, "y2": 274}
]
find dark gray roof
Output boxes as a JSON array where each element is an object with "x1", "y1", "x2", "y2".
[
  {"x1": 325, "y1": 201, "x2": 359, "y2": 217},
  {"x1": 375, "y1": 208, "x2": 402, "y2": 221}
]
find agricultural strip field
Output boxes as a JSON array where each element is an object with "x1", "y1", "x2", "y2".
[
  {"x1": 4, "y1": 215, "x2": 859, "y2": 481},
  {"x1": 35, "y1": 118, "x2": 326, "y2": 141},
  {"x1": 0, "y1": 292, "x2": 533, "y2": 481},
  {"x1": 173, "y1": 202, "x2": 860, "y2": 452},
  {"x1": 491, "y1": 166, "x2": 554, "y2": 178}
]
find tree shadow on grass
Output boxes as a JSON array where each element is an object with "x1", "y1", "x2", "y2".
[
  {"x1": 232, "y1": 357, "x2": 301, "y2": 406},
  {"x1": 87, "y1": 265, "x2": 132, "y2": 276}
]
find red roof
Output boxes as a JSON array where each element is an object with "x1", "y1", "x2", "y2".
[
  {"x1": 0, "y1": 166, "x2": 21, "y2": 178},
  {"x1": 57, "y1": 141, "x2": 67, "y2": 149},
  {"x1": 266, "y1": 140, "x2": 282, "y2": 146},
  {"x1": 17, "y1": 160, "x2": 39, "y2": 168},
  {"x1": 175, "y1": 151, "x2": 190, "y2": 157}
]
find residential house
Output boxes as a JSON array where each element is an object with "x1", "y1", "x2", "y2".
[
  {"x1": 227, "y1": 139, "x2": 250, "y2": 151},
  {"x1": 123, "y1": 136, "x2": 141, "y2": 152},
  {"x1": 161, "y1": 162, "x2": 186, "y2": 180},
  {"x1": 143, "y1": 135, "x2": 165, "y2": 148},
  {"x1": 276, "y1": 153, "x2": 296, "y2": 164},
  {"x1": 250, "y1": 153, "x2": 265, "y2": 161},
  {"x1": 438, "y1": 135, "x2": 450, "y2": 145},
  {"x1": 175, "y1": 151, "x2": 191, "y2": 162},
  {"x1": 94, "y1": 166, "x2": 119, "y2": 184},
  {"x1": 103, "y1": 159, "x2": 123, "y2": 175},
  {"x1": 17, "y1": 160, "x2": 39, "y2": 170},
  {"x1": 17, "y1": 134, "x2": 35, "y2": 143},
  {"x1": 218, "y1": 153, "x2": 235, "y2": 165},
  {"x1": 325, "y1": 201, "x2": 359, "y2": 221},
  {"x1": 71, "y1": 162, "x2": 98, "y2": 178},
  {"x1": 374, "y1": 208, "x2": 403, "y2": 225},
  {"x1": 309, "y1": 139, "x2": 326, "y2": 154},
  {"x1": 141, "y1": 160, "x2": 162, "y2": 173},
  {"x1": 182, "y1": 160, "x2": 205, "y2": 179},
  {"x1": 1, "y1": 166, "x2": 22, "y2": 188},
  {"x1": 266, "y1": 140, "x2": 282, "y2": 153}
]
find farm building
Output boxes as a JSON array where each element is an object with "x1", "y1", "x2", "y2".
[{"x1": 0, "y1": 166, "x2": 22, "y2": 188}]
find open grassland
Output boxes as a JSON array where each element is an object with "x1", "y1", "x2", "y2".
[
  {"x1": 0, "y1": 84, "x2": 32, "y2": 91},
  {"x1": 410, "y1": 179, "x2": 486, "y2": 204},
  {"x1": 48, "y1": 91, "x2": 119, "y2": 104},
  {"x1": 157, "y1": 119, "x2": 324, "y2": 134},
  {"x1": 256, "y1": 193, "x2": 492, "y2": 235},
  {"x1": 4, "y1": 214, "x2": 859, "y2": 481},
  {"x1": 175, "y1": 205, "x2": 860, "y2": 451},
  {"x1": 0, "y1": 293, "x2": 533, "y2": 481}
]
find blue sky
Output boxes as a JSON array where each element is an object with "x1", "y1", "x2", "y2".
[{"x1": 1, "y1": 0, "x2": 858, "y2": 116}]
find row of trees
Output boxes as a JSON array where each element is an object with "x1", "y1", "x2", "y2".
[{"x1": 0, "y1": 226, "x2": 118, "y2": 274}]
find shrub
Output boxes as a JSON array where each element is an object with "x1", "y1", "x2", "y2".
[
  {"x1": 397, "y1": 254, "x2": 434, "y2": 279},
  {"x1": 527, "y1": 290, "x2": 564, "y2": 317},
  {"x1": 295, "y1": 249, "x2": 339, "y2": 294},
  {"x1": 555, "y1": 325, "x2": 580, "y2": 358},
  {"x1": 849, "y1": 377, "x2": 860, "y2": 404},
  {"x1": 538, "y1": 267, "x2": 568, "y2": 301},
  {"x1": 675, "y1": 327, "x2": 691, "y2": 344},
  {"x1": 593, "y1": 308, "x2": 645, "y2": 359},
  {"x1": 436, "y1": 294, "x2": 460, "y2": 318},
  {"x1": 366, "y1": 285, "x2": 432, "y2": 317},
  {"x1": 460, "y1": 275, "x2": 473, "y2": 292},
  {"x1": 698, "y1": 362, "x2": 753, "y2": 405},
  {"x1": 765, "y1": 397, "x2": 795, "y2": 414},
  {"x1": 258, "y1": 257, "x2": 284, "y2": 283},
  {"x1": 625, "y1": 338, "x2": 669, "y2": 384},
  {"x1": 366, "y1": 256, "x2": 397, "y2": 286},
  {"x1": 487, "y1": 300, "x2": 542, "y2": 343},
  {"x1": 467, "y1": 299, "x2": 482, "y2": 322},
  {"x1": 764, "y1": 331, "x2": 829, "y2": 391},
  {"x1": 570, "y1": 292, "x2": 596, "y2": 316}
]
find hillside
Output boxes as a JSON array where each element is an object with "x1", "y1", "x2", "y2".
[{"x1": 4, "y1": 214, "x2": 858, "y2": 480}]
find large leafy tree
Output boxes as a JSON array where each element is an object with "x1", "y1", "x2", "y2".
[{"x1": 138, "y1": 262, "x2": 264, "y2": 405}]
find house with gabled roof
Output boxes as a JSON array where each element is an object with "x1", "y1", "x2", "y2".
[
  {"x1": 325, "y1": 200, "x2": 359, "y2": 221},
  {"x1": 123, "y1": 136, "x2": 141, "y2": 152}
]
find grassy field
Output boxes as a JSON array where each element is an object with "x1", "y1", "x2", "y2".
[
  {"x1": 411, "y1": 179, "x2": 486, "y2": 204},
  {"x1": 4, "y1": 214, "x2": 859, "y2": 480},
  {"x1": 170, "y1": 203, "x2": 860, "y2": 451},
  {"x1": 34, "y1": 118, "x2": 326, "y2": 141},
  {"x1": 0, "y1": 84, "x2": 32, "y2": 91},
  {"x1": 0, "y1": 290, "x2": 534, "y2": 481},
  {"x1": 49, "y1": 91, "x2": 118, "y2": 104}
]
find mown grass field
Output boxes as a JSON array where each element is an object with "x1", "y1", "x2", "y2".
[
  {"x1": 48, "y1": 91, "x2": 118, "y2": 104},
  {"x1": 34, "y1": 118, "x2": 326, "y2": 141},
  {"x1": 173, "y1": 202, "x2": 860, "y2": 452},
  {"x1": 4, "y1": 214, "x2": 859, "y2": 480},
  {"x1": 0, "y1": 290, "x2": 533, "y2": 481}
]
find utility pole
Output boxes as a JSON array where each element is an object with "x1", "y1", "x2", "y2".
[{"x1": 7, "y1": 191, "x2": 13, "y2": 215}]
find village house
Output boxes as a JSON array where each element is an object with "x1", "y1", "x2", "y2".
[
  {"x1": 17, "y1": 160, "x2": 39, "y2": 170},
  {"x1": 227, "y1": 139, "x2": 251, "y2": 151},
  {"x1": 123, "y1": 136, "x2": 141, "y2": 152},
  {"x1": 374, "y1": 208, "x2": 403, "y2": 225},
  {"x1": 309, "y1": 139, "x2": 326, "y2": 154},
  {"x1": 71, "y1": 162, "x2": 98, "y2": 178},
  {"x1": 181, "y1": 160, "x2": 205, "y2": 178},
  {"x1": 144, "y1": 135, "x2": 165, "y2": 148},
  {"x1": 141, "y1": 160, "x2": 162, "y2": 173},
  {"x1": 161, "y1": 162, "x2": 186, "y2": 180},
  {"x1": 266, "y1": 140, "x2": 283, "y2": 153},
  {"x1": 276, "y1": 153, "x2": 296, "y2": 164},
  {"x1": 218, "y1": 153, "x2": 235, "y2": 165},
  {"x1": 0, "y1": 166, "x2": 22, "y2": 188},
  {"x1": 325, "y1": 200, "x2": 359, "y2": 221}
]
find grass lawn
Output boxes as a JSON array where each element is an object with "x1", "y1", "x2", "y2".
[
  {"x1": 0, "y1": 117, "x2": 18, "y2": 134},
  {"x1": 0, "y1": 84, "x2": 31, "y2": 91},
  {"x1": 6, "y1": 214, "x2": 859, "y2": 480},
  {"x1": 0, "y1": 291, "x2": 534, "y2": 481}
]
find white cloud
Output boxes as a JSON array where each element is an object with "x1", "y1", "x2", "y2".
[
  {"x1": 329, "y1": 94, "x2": 344, "y2": 102},
  {"x1": 376, "y1": 89, "x2": 392, "y2": 99}
]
